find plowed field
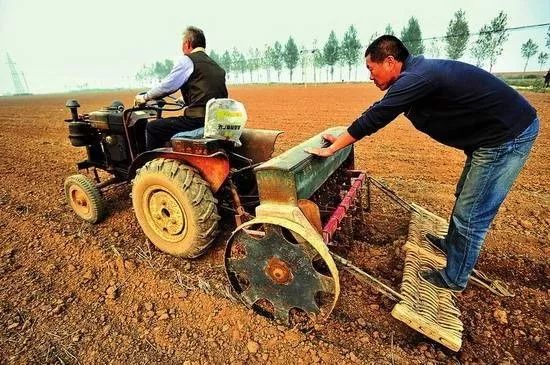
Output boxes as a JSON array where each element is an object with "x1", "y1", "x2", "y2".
[{"x1": 0, "y1": 84, "x2": 548, "y2": 364}]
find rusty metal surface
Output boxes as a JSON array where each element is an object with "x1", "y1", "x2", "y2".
[
  {"x1": 322, "y1": 172, "x2": 366, "y2": 244},
  {"x1": 225, "y1": 215, "x2": 340, "y2": 324},
  {"x1": 171, "y1": 138, "x2": 222, "y2": 155},
  {"x1": 233, "y1": 128, "x2": 283, "y2": 164},
  {"x1": 255, "y1": 127, "x2": 352, "y2": 205},
  {"x1": 129, "y1": 151, "x2": 229, "y2": 192}
]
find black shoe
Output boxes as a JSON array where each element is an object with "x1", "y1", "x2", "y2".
[
  {"x1": 425, "y1": 233, "x2": 447, "y2": 254},
  {"x1": 418, "y1": 269, "x2": 463, "y2": 293}
]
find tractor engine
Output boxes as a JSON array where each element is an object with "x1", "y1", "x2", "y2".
[{"x1": 64, "y1": 99, "x2": 149, "y2": 175}]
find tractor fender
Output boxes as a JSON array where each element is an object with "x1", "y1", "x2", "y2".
[
  {"x1": 129, "y1": 149, "x2": 230, "y2": 192},
  {"x1": 233, "y1": 128, "x2": 283, "y2": 164}
]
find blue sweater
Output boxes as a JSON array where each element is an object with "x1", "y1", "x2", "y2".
[{"x1": 347, "y1": 55, "x2": 537, "y2": 152}]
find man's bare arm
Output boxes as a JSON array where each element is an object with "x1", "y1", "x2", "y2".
[{"x1": 304, "y1": 132, "x2": 357, "y2": 157}]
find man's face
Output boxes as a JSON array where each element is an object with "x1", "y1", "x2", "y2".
[{"x1": 366, "y1": 55, "x2": 401, "y2": 91}]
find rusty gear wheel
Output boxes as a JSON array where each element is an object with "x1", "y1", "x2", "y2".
[{"x1": 225, "y1": 223, "x2": 337, "y2": 324}]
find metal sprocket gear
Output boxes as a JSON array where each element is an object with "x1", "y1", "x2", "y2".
[{"x1": 225, "y1": 223, "x2": 336, "y2": 324}]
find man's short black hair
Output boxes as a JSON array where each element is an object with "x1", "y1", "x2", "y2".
[
  {"x1": 184, "y1": 26, "x2": 206, "y2": 48},
  {"x1": 365, "y1": 35, "x2": 409, "y2": 63}
]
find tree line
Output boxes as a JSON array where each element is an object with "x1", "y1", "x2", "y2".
[{"x1": 137, "y1": 10, "x2": 550, "y2": 84}]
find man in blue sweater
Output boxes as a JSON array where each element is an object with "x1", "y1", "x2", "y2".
[{"x1": 306, "y1": 35, "x2": 539, "y2": 292}]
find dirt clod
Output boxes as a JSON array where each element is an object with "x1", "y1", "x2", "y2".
[{"x1": 247, "y1": 340, "x2": 260, "y2": 353}]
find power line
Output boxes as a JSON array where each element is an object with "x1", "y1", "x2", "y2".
[{"x1": 419, "y1": 22, "x2": 550, "y2": 41}]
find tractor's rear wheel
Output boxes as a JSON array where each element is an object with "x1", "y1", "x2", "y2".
[
  {"x1": 132, "y1": 158, "x2": 220, "y2": 258},
  {"x1": 64, "y1": 174, "x2": 106, "y2": 224}
]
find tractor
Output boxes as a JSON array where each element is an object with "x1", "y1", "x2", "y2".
[
  {"x1": 63, "y1": 96, "x2": 512, "y2": 352},
  {"x1": 63, "y1": 96, "x2": 279, "y2": 257}
]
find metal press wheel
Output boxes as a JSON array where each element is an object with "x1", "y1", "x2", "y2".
[
  {"x1": 132, "y1": 158, "x2": 220, "y2": 258},
  {"x1": 64, "y1": 174, "x2": 106, "y2": 224},
  {"x1": 225, "y1": 220, "x2": 339, "y2": 326}
]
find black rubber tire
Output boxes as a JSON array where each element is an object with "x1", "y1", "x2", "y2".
[
  {"x1": 64, "y1": 174, "x2": 106, "y2": 224},
  {"x1": 132, "y1": 158, "x2": 220, "y2": 258}
]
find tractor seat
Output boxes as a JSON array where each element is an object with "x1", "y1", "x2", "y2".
[{"x1": 170, "y1": 133, "x2": 223, "y2": 156}]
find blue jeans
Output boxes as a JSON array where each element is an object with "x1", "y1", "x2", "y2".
[{"x1": 440, "y1": 118, "x2": 539, "y2": 290}]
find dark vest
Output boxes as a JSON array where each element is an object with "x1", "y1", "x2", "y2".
[{"x1": 180, "y1": 51, "x2": 228, "y2": 118}]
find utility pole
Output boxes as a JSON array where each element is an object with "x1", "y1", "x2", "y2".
[
  {"x1": 6, "y1": 53, "x2": 28, "y2": 94},
  {"x1": 299, "y1": 47, "x2": 316, "y2": 88}
]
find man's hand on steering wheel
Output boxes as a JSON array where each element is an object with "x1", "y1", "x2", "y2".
[{"x1": 134, "y1": 92, "x2": 148, "y2": 107}]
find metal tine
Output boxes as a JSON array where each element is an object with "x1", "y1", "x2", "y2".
[
  {"x1": 299, "y1": 300, "x2": 321, "y2": 315},
  {"x1": 240, "y1": 287, "x2": 261, "y2": 307},
  {"x1": 317, "y1": 274, "x2": 336, "y2": 293},
  {"x1": 274, "y1": 307, "x2": 290, "y2": 325},
  {"x1": 226, "y1": 257, "x2": 248, "y2": 274}
]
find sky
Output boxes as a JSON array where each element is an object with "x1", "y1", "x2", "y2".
[{"x1": 0, "y1": 0, "x2": 549, "y2": 94}]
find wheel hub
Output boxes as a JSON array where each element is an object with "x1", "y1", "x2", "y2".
[
  {"x1": 265, "y1": 257, "x2": 293, "y2": 285},
  {"x1": 70, "y1": 187, "x2": 90, "y2": 216},
  {"x1": 146, "y1": 189, "x2": 186, "y2": 238}
]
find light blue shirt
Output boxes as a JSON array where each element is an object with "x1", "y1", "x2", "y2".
[{"x1": 145, "y1": 55, "x2": 194, "y2": 100}]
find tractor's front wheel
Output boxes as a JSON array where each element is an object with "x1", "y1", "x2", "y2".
[
  {"x1": 132, "y1": 158, "x2": 220, "y2": 258},
  {"x1": 64, "y1": 174, "x2": 106, "y2": 224}
]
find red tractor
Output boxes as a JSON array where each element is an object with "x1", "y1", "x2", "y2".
[{"x1": 64, "y1": 97, "x2": 280, "y2": 257}]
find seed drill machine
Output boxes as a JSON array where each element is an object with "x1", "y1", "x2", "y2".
[{"x1": 63, "y1": 96, "x2": 511, "y2": 351}]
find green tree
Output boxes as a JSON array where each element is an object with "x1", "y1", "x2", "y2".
[
  {"x1": 401, "y1": 17, "x2": 424, "y2": 55},
  {"x1": 232, "y1": 48, "x2": 247, "y2": 83},
  {"x1": 427, "y1": 39, "x2": 441, "y2": 58},
  {"x1": 546, "y1": 25, "x2": 550, "y2": 49},
  {"x1": 486, "y1": 11, "x2": 509, "y2": 72},
  {"x1": 368, "y1": 31, "x2": 379, "y2": 44},
  {"x1": 520, "y1": 39, "x2": 539, "y2": 76},
  {"x1": 209, "y1": 50, "x2": 221, "y2": 65},
  {"x1": 384, "y1": 24, "x2": 395, "y2": 36},
  {"x1": 341, "y1": 25, "x2": 362, "y2": 80},
  {"x1": 283, "y1": 36, "x2": 299, "y2": 82},
  {"x1": 537, "y1": 52, "x2": 549, "y2": 70},
  {"x1": 263, "y1": 45, "x2": 274, "y2": 82},
  {"x1": 247, "y1": 48, "x2": 261, "y2": 83},
  {"x1": 135, "y1": 64, "x2": 154, "y2": 85},
  {"x1": 445, "y1": 9, "x2": 470, "y2": 59},
  {"x1": 153, "y1": 59, "x2": 174, "y2": 81},
  {"x1": 272, "y1": 41, "x2": 284, "y2": 81},
  {"x1": 470, "y1": 24, "x2": 491, "y2": 68},
  {"x1": 220, "y1": 50, "x2": 232, "y2": 80},
  {"x1": 323, "y1": 30, "x2": 339, "y2": 81}
]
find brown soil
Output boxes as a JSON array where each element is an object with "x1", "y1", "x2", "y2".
[{"x1": 0, "y1": 84, "x2": 548, "y2": 364}]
